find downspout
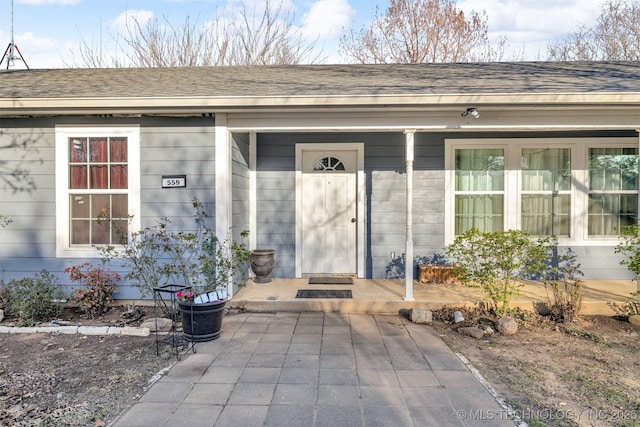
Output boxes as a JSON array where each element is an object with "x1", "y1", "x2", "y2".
[
  {"x1": 215, "y1": 114, "x2": 233, "y2": 297},
  {"x1": 404, "y1": 130, "x2": 416, "y2": 301}
]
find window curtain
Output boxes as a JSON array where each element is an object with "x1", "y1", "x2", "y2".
[
  {"x1": 455, "y1": 149, "x2": 504, "y2": 234},
  {"x1": 521, "y1": 148, "x2": 570, "y2": 236}
]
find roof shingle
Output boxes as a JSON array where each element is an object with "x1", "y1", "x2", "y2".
[{"x1": 1, "y1": 62, "x2": 638, "y2": 99}]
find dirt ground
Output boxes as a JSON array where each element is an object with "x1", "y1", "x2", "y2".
[
  {"x1": 1, "y1": 306, "x2": 640, "y2": 427},
  {"x1": 0, "y1": 306, "x2": 175, "y2": 427},
  {"x1": 431, "y1": 307, "x2": 640, "y2": 427}
]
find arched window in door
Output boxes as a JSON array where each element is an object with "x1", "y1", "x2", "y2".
[{"x1": 313, "y1": 156, "x2": 345, "y2": 171}]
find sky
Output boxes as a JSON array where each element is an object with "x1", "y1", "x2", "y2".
[{"x1": 0, "y1": 0, "x2": 609, "y2": 69}]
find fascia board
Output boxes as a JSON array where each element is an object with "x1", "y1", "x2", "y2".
[{"x1": 1, "y1": 92, "x2": 640, "y2": 114}]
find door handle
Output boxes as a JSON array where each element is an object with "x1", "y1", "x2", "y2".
[{"x1": 351, "y1": 218, "x2": 357, "y2": 223}]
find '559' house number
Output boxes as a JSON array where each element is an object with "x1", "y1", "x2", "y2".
[{"x1": 162, "y1": 175, "x2": 187, "y2": 188}]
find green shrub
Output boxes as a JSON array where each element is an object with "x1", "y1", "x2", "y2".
[
  {"x1": 1, "y1": 270, "x2": 66, "y2": 326},
  {"x1": 615, "y1": 223, "x2": 640, "y2": 279},
  {"x1": 65, "y1": 262, "x2": 120, "y2": 319},
  {"x1": 98, "y1": 197, "x2": 251, "y2": 300},
  {"x1": 446, "y1": 228, "x2": 551, "y2": 316}
]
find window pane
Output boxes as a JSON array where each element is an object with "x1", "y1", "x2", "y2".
[
  {"x1": 112, "y1": 194, "x2": 128, "y2": 219},
  {"x1": 90, "y1": 138, "x2": 108, "y2": 162},
  {"x1": 313, "y1": 156, "x2": 345, "y2": 171},
  {"x1": 92, "y1": 220, "x2": 110, "y2": 245},
  {"x1": 589, "y1": 148, "x2": 638, "y2": 191},
  {"x1": 522, "y1": 148, "x2": 571, "y2": 191},
  {"x1": 455, "y1": 149, "x2": 504, "y2": 191},
  {"x1": 455, "y1": 195, "x2": 503, "y2": 234},
  {"x1": 111, "y1": 220, "x2": 128, "y2": 244},
  {"x1": 70, "y1": 194, "x2": 89, "y2": 218},
  {"x1": 110, "y1": 137, "x2": 128, "y2": 162},
  {"x1": 69, "y1": 194, "x2": 127, "y2": 246},
  {"x1": 71, "y1": 220, "x2": 90, "y2": 245},
  {"x1": 521, "y1": 194, "x2": 570, "y2": 236},
  {"x1": 588, "y1": 194, "x2": 638, "y2": 236},
  {"x1": 110, "y1": 165, "x2": 128, "y2": 189},
  {"x1": 89, "y1": 165, "x2": 108, "y2": 189},
  {"x1": 91, "y1": 194, "x2": 110, "y2": 219},
  {"x1": 69, "y1": 138, "x2": 87, "y2": 162},
  {"x1": 70, "y1": 165, "x2": 87, "y2": 189}
]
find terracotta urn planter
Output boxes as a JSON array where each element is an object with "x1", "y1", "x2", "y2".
[{"x1": 250, "y1": 249, "x2": 276, "y2": 283}]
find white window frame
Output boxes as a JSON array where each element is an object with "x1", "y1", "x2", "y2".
[
  {"x1": 55, "y1": 126, "x2": 140, "y2": 258},
  {"x1": 445, "y1": 137, "x2": 639, "y2": 246}
]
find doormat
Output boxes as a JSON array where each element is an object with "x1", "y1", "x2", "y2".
[
  {"x1": 308, "y1": 277, "x2": 353, "y2": 285},
  {"x1": 295, "y1": 289, "x2": 352, "y2": 299}
]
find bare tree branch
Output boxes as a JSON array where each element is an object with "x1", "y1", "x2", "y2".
[
  {"x1": 0, "y1": 131, "x2": 41, "y2": 193},
  {"x1": 66, "y1": 0, "x2": 321, "y2": 68},
  {"x1": 339, "y1": 0, "x2": 499, "y2": 64},
  {"x1": 547, "y1": 0, "x2": 640, "y2": 61}
]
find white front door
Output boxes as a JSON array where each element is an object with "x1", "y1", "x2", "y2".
[{"x1": 301, "y1": 150, "x2": 357, "y2": 275}]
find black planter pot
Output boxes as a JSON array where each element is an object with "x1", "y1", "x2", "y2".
[
  {"x1": 251, "y1": 249, "x2": 276, "y2": 283},
  {"x1": 177, "y1": 299, "x2": 226, "y2": 342}
]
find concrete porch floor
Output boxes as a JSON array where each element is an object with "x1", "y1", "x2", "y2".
[{"x1": 230, "y1": 278, "x2": 638, "y2": 316}]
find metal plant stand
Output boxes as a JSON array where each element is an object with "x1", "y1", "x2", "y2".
[{"x1": 152, "y1": 284, "x2": 196, "y2": 360}]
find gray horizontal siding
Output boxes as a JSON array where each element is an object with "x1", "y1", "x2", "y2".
[
  {"x1": 561, "y1": 246, "x2": 633, "y2": 280},
  {"x1": 0, "y1": 116, "x2": 217, "y2": 300},
  {"x1": 253, "y1": 132, "x2": 451, "y2": 279},
  {"x1": 232, "y1": 134, "x2": 251, "y2": 291},
  {"x1": 367, "y1": 135, "x2": 410, "y2": 278}
]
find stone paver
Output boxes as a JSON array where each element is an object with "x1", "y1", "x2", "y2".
[{"x1": 111, "y1": 313, "x2": 516, "y2": 426}]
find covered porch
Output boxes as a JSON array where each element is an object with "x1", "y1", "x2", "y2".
[{"x1": 230, "y1": 278, "x2": 638, "y2": 316}]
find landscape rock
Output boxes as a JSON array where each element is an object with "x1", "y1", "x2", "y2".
[
  {"x1": 410, "y1": 309, "x2": 433, "y2": 324},
  {"x1": 121, "y1": 327, "x2": 150, "y2": 337},
  {"x1": 78, "y1": 326, "x2": 109, "y2": 335},
  {"x1": 454, "y1": 311, "x2": 465, "y2": 323},
  {"x1": 141, "y1": 318, "x2": 173, "y2": 332},
  {"x1": 629, "y1": 314, "x2": 640, "y2": 326},
  {"x1": 0, "y1": 309, "x2": 4, "y2": 323},
  {"x1": 458, "y1": 326, "x2": 485, "y2": 339},
  {"x1": 495, "y1": 317, "x2": 518, "y2": 335}
]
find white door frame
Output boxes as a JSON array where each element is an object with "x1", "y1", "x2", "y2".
[{"x1": 295, "y1": 143, "x2": 365, "y2": 278}]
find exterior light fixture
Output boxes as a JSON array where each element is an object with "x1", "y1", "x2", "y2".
[{"x1": 461, "y1": 107, "x2": 480, "y2": 118}]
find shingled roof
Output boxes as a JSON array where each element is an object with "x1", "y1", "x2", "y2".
[
  {"x1": 0, "y1": 62, "x2": 638, "y2": 117},
  {"x1": 0, "y1": 62, "x2": 638, "y2": 99}
]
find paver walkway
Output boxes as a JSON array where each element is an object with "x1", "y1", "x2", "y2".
[{"x1": 112, "y1": 312, "x2": 515, "y2": 427}]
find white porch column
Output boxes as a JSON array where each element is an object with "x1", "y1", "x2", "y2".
[
  {"x1": 404, "y1": 129, "x2": 416, "y2": 301},
  {"x1": 215, "y1": 114, "x2": 234, "y2": 297},
  {"x1": 249, "y1": 132, "x2": 257, "y2": 252}
]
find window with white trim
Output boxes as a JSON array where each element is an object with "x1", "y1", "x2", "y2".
[
  {"x1": 454, "y1": 148, "x2": 504, "y2": 234},
  {"x1": 56, "y1": 126, "x2": 140, "y2": 257},
  {"x1": 588, "y1": 147, "x2": 638, "y2": 236},
  {"x1": 521, "y1": 148, "x2": 571, "y2": 237},
  {"x1": 446, "y1": 138, "x2": 639, "y2": 245}
]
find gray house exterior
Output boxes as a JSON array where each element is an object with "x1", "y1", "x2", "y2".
[{"x1": 0, "y1": 62, "x2": 639, "y2": 299}]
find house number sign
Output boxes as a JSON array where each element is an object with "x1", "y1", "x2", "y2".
[{"x1": 162, "y1": 175, "x2": 187, "y2": 188}]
